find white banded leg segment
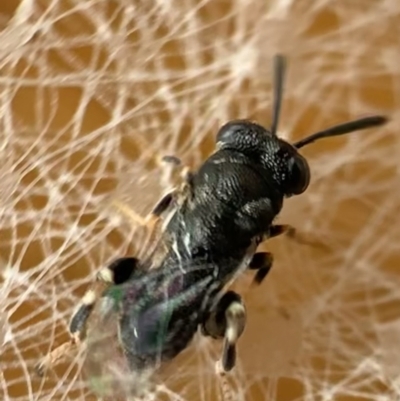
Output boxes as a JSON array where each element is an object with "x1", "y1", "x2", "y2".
[
  {"x1": 96, "y1": 257, "x2": 140, "y2": 285},
  {"x1": 221, "y1": 299, "x2": 246, "y2": 372},
  {"x1": 69, "y1": 288, "x2": 98, "y2": 335},
  {"x1": 34, "y1": 282, "x2": 105, "y2": 377},
  {"x1": 202, "y1": 291, "x2": 246, "y2": 373}
]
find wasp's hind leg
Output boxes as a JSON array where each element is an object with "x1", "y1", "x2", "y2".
[
  {"x1": 34, "y1": 285, "x2": 101, "y2": 377},
  {"x1": 202, "y1": 291, "x2": 246, "y2": 374},
  {"x1": 96, "y1": 256, "x2": 140, "y2": 284},
  {"x1": 35, "y1": 257, "x2": 140, "y2": 377}
]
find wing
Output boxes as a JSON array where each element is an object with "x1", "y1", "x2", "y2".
[
  {"x1": 117, "y1": 260, "x2": 215, "y2": 372},
  {"x1": 83, "y1": 256, "x2": 215, "y2": 398},
  {"x1": 81, "y1": 283, "x2": 156, "y2": 399}
]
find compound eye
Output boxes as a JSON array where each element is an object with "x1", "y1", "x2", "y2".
[
  {"x1": 287, "y1": 154, "x2": 310, "y2": 195},
  {"x1": 216, "y1": 120, "x2": 246, "y2": 146}
]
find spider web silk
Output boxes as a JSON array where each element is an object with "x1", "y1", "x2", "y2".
[{"x1": 0, "y1": 1, "x2": 399, "y2": 400}]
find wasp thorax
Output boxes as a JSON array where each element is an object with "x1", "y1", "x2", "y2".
[{"x1": 216, "y1": 120, "x2": 274, "y2": 151}]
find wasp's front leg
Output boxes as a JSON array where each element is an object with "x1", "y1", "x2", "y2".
[
  {"x1": 113, "y1": 156, "x2": 193, "y2": 230},
  {"x1": 112, "y1": 189, "x2": 175, "y2": 231},
  {"x1": 158, "y1": 154, "x2": 194, "y2": 190},
  {"x1": 157, "y1": 154, "x2": 182, "y2": 191},
  {"x1": 201, "y1": 291, "x2": 246, "y2": 374}
]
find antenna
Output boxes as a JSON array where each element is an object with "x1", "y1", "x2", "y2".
[
  {"x1": 270, "y1": 54, "x2": 287, "y2": 136},
  {"x1": 293, "y1": 116, "x2": 389, "y2": 149}
]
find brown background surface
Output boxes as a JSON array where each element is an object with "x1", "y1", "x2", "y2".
[{"x1": 0, "y1": 1, "x2": 399, "y2": 401}]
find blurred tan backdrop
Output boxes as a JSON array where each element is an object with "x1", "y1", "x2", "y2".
[{"x1": 0, "y1": 1, "x2": 399, "y2": 401}]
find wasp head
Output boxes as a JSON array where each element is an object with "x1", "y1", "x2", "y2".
[
  {"x1": 216, "y1": 55, "x2": 388, "y2": 198},
  {"x1": 216, "y1": 119, "x2": 310, "y2": 197}
]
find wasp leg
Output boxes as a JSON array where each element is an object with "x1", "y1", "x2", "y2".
[
  {"x1": 269, "y1": 224, "x2": 326, "y2": 249},
  {"x1": 34, "y1": 256, "x2": 141, "y2": 377},
  {"x1": 158, "y1": 154, "x2": 194, "y2": 201},
  {"x1": 150, "y1": 191, "x2": 176, "y2": 219},
  {"x1": 113, "y1": 155, "x2": 193, "y2": 231},
  {"x1": 96, "y1": 256, "x2": 140, "y2": 284},
  {"x1": 158, "y1": 154, "x2": 182, "y2": 190},
  {"x1": 269, "y1": 224, "x2": 295, "y2": 238},
  {"x1": 248, "y1": 251, "x2": 273, "y2": 285},
  {"x1": 112, "y1": 166, "x2": 193, "y2": 230},
  {"x1": 34, "y1": 283, "x2": 104, "y2": 377},
  {"x1": 112, "y1": 190, "x2": 175, "y2": 230},
  {"x1": 34, "y1": 340, "x2": 77, "y2": 378},
  {"x1": 159, "y1": 155, "x2": 182, "y2": 166},
  {"x1": 150, "y1": 160, "x2": 196, "y2": 216},
  {"x1": 202, "y1": 291, "x2": 246, "y2": 374},
  {"x1": 158, "y1": 154, "x2": 194, "y2": 192}
]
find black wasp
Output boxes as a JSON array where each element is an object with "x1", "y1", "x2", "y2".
[{"x1": 35, "y1": 54, "x2": 388, "y2": 393}]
